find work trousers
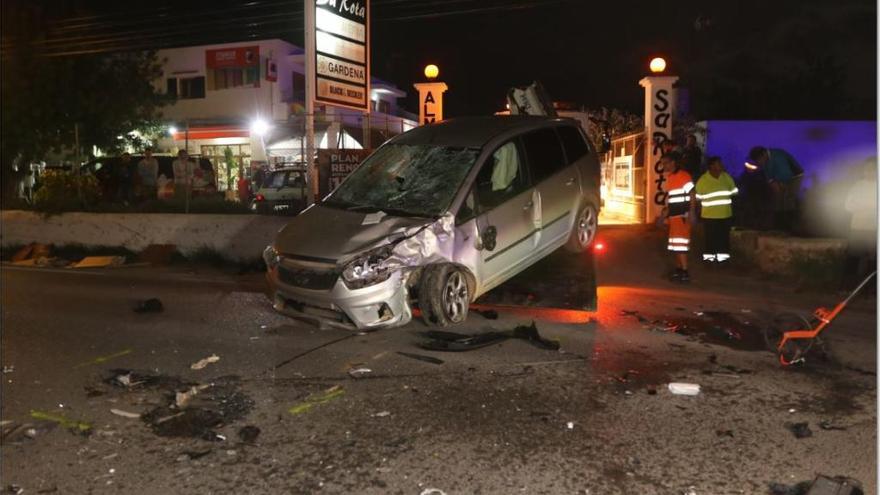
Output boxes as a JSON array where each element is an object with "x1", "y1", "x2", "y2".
[{"x1": 703, "y1": 218, "x2": 731, "y2": 262}]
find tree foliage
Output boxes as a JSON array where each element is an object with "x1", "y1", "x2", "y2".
[{"x1": 1, "y1": 3, "x2": 170, "y2": 204}]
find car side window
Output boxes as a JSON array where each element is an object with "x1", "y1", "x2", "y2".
[
  {"x1": 287, "y1": 171, "x2": 305, "y2": 187},
  {"x1": 268, "y1": 172, "x2": 287, "y2": 188},
  {"x1": 474, "y1": 140, "x2": 528, "y2": 211},
  {"x1": 557, "y1": 126, "x2": 590, "y2": 165},
  {"x1": 522, "y1": 127, "x2": 567, "y2": 184}
]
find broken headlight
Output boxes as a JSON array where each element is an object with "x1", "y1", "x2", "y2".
[
  {"x1": 341, "y1": 245, "x2": 395, "y2": 289},
  {"x1": 263, "y1": 245, "x2": 281, "y2": 270}
]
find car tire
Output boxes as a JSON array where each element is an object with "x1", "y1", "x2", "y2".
[
  {"x1": 565, "y1": 202, "x2": 598, "y2": 253},
  {"x1": 419, "y1": 264, "x2": 469, "y2": 327}
]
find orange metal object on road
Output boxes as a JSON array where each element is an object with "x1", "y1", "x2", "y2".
[{"x1": 776, "y1": 271, "x2": 876, "y2": 365}]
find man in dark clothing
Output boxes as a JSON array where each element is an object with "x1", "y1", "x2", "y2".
[
  {"x1": 681, "y1": 134, "x2": 702, "y2": 179},
  {"x1": 747, "y1": 146, "x2": 804, "y2": 231},
  {"x1": 117, "y1": 152, "x2": 136, "y2": 204}
]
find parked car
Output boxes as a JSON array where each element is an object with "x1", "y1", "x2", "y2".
[
  {"x1": 263, "y1": 116, "x2": 601, "y2": 330},
  {"x1": 251, "y1": 167, "x2": 308, "y2": 214}
]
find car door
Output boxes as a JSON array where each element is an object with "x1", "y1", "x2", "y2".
[
  {"x1": 522, "y1": 126, "x2": 580, "y2": 251},
  {"x1": 470, "y1": 138, "x2": 540, "y2": 290}
]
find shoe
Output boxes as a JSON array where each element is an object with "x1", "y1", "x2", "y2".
[{"x1": 679, "y1": 270, "x2": 691, "y2": 283}]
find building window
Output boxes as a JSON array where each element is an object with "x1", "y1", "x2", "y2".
[
  {"x1": 166, "y1": 78, "x2": 178, "y2": 98},
  {"x1": 179, "y1": 77, "x2": 205, "y2": 99},
  {"x1": 374, "y1": 99, "x2": 390, "y2": 114},
  {"x1": 210, "y1": 67, "x2": 259, "y2": 90},
  {"x1": 292, "y1": 71, "x2": 305, "y2": 103}
]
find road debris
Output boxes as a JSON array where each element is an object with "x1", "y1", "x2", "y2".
[
  {"x1": 420, "y1": 489, "x2": 448, "y2": 495},
  {"x1": 566, "y1": 421, "x2": 574, "y2": 430},
  {"x1": 29, "y1": 410, "x2": 92, "y2": 435},
  {"x1": 715, "y1": 429, "x2": 734, "y2": 438},
  {"x1": 786, "y1": 422, "x2": 813, "y2": 439},
  {"x1": 818, "y1": 420, "x2": 847, "y2": 431},
  {"x1": 419, "y1": 322, "x2": 559, "y2": 352},
  {"x1": 770, "y1": 475, "x2": 863, "y2": 495},
  {"x1": 621, "y1": 309, "x2": 650, "y2": 324},
  {"x1": 109, "y1": 408, "x2": 141, "y2": 419},
  {"x1": 1, "y1": 423, "x2": 39, "y2": 445},
  {"x1": 190, "y1": 354, "x2": 220, "y2": 370},
  {"x1": 178, "y1": 449, "x2": 212, "y2": 461},
  {"x1": 238, "y1": 425, "x2": 261, "y2": 443},
  {"x1": 396, "y1": 351, "x2": 444, "y2": 365},
  {"x1": 288, "y1": 385, "x2": 345, "y2": 415},
  {"x1": 71, "y1": 256, "x2": 126, "y2": 268},
  {"x1": 175, "y1": 384, "x2": 213, "y2": 408},
  {"x1": 347, "y1": 367, "x2": 372, "y2": 379},
  {"x1": 372, "y1": 411, "x2": 391, "y2": 418},
  {"x1": 134, "y1": 298, "x2": 164, "y2": 313},
  {"x1": 2, "y1": 366, "x2": 13, "y2": 374},
  {"x1": 138, "y1": 244, "x2": 177, "y2": 266},
  {"x1": 668, "y1": 383, "x2": 701, "y2": 396},
  {"x1": 6, "y1": 484, "x2": 24, "y2": 495},
  {"x1": 74, "y1": 349, "x2": 133, "y2": 369}
]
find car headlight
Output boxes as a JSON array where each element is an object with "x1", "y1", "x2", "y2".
[
  {"x1": 341, "y1": 245, "x2": 394, "y2": 289},
  {"x1": 263, "y1": 245, "x2": 280, "y2": 270}
]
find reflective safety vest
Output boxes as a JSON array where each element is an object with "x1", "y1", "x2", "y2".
[
  {"x1": 695, "y1": 172, "x2": 738, "y2": 219},
  {"x1": 666, "y1": 170, "x2": 694, "y2": 217}
]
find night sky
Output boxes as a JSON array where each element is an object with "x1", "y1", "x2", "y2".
[{"x1": 3, "y1": 0, "x2": 877, "y2": 119}]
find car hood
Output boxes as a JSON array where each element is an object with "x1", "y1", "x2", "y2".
[{"x1": 273, "y1": 205, "x2": 434, "y2": 263}]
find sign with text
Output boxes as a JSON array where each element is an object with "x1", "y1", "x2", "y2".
[
  {"x1": 414, "y1": 82, "x2": 448, "y2": 125},
  {"x1": 206, "y1": 46, "x2": 259, "y2": 69},
  {"x1": 613, "y1": 155, "x2": 633, "y2": 194},
  {"x1": 317, "y1": 149, "x2": 372, "y2": 197},
  {"x1": 312, "y1": 0, "x2": 370, "y2": 111},
  {"x1": 639, "y1": 76, "x2": 678, "y2": 223}
]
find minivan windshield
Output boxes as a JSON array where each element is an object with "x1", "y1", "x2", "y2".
[{"x1": 325, "y1": 144, "x2": 480, "y2": 218}]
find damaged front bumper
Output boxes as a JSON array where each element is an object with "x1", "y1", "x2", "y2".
[{"x1": 266, "y1": 266, "x2": 412, "y2": 330}]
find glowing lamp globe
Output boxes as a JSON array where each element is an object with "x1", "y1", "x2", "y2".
[
  {"x1": 649, "y1": 57, "x2": 667, "y2": 73},
  {"x1": 424, "y1": 64, "x2": 439, "y2": 80}
]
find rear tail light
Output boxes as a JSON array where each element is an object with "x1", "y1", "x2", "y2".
[{"x1": 255, "y1": 194, "x2": 265, "y2": 202}]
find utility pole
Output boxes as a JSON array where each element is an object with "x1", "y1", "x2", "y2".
[{"x1": 305, "y1": 1, "x2": 317, "y2": 205}]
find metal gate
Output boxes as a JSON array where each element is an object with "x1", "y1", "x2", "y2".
[{"x1": 599, "y1": 131, "x2": 646, "y2": 224}]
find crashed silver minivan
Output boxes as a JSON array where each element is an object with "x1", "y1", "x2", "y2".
[{"x1": 264, "y1": 116, "x2": 600, "y2": 330}]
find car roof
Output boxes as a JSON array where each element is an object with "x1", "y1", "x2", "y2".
[{"x1": 388, "y1": 115, "x2": 578, "y2": 148}]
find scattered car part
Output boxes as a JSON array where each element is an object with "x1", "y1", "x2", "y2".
[
  {"x1": 190, "y1": 355, "x2": 220, "y2": 370},
  {"x1": 395, "y1": 351, "x2": 444, "y2": 365},
  {"x1": 134, "y1": 298, "x2": 164, "y2": 313},
  {"x1": 668, "y1": 383, "x2": 701, "y2": 396}
]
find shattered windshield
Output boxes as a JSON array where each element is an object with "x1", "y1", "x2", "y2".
[{"x1": 325, "y1": 144, "x2": 480, "y2": 217}]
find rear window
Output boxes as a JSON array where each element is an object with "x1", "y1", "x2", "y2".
[
  {"x1": 558, "y1": 126, "x2": 590, "y2": 165},
  {"x1": 522, "y1": 127, "x2": 567, "y2": 183},
  {"x1": 266, "y1": 171, "x2": 287, "y2": 188}
]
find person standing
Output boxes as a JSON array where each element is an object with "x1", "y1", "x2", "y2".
[
  {"x1": 681, "y1": 134, "x2": 702, "y2": 179},
  {"x1": 137, "y1": 148, "x2": 159, "y2": 201},
  {"x1": 237, "y1": 169, "x2": 252, "y2": 204},
  {"x1": 662, "y1": 152, "x2": 696, "y2": 282},
  {"x1": 747, "y1": 146, "x2": 804, "y2": 231},
  {"x1": 844, "y1": 158, "x2": 877, "y2": 287},
  {"x1": 117, "y1": 152, "x2": 136, "y2": 204},
  {"x1": 172, "y1": 149, "x2": 192, "y2": 198},
  {"x1": 696, "y1": 157, "x2": 738, "y2": 263}
]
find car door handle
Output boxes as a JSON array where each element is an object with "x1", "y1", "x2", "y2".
[
  {"x1": 565, "y1": 178, "x2": 576, "y2": 186},
  {"x1": 523, "y1": 201, "x2": 533, "y2": 210}
]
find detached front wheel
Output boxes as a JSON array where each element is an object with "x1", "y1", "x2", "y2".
[{"x1": 419, "y1": 264, "x2": 470, "y2": 327}]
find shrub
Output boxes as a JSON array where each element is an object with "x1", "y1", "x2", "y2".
[{"x1": 32, "y1": 170, "x2": 101, "y2": 212}]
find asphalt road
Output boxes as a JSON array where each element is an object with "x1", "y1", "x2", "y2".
[{"x1": 1, "y1": 227, "x2": 877, "y2": 494}]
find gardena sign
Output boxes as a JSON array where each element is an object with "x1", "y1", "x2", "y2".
[{"x1": 312, "y1": 0, "x2": 370, "y2": 111}]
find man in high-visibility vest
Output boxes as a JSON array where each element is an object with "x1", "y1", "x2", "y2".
[
  {"x1": 695, "y1": 156, "x2": 738, "y2": 263},
  {"x1": 663, "y1": 152, "x2": 695, "y2": 282}
]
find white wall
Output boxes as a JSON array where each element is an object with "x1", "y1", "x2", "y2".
[{"x1": 1, "y1": 211, "x2": 291, "y2": 262}]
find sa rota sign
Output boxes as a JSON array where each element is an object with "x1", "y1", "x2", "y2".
[{"x1": 312, "y1": 0, "x2": 370, "y2": 111}]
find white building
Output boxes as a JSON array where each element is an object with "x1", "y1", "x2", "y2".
[{"x1": 153, "y1": 39, "x2": 416, "y2": 190}]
